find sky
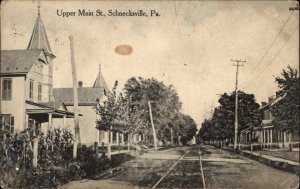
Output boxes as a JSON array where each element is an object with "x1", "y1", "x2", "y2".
[{"x1": 1, "y1": 0, "x2": 299, "y2": 128}]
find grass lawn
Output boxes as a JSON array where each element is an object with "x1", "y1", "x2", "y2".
[{"x1": 258, "y1": 150, "x2": 299, "y2": 162}]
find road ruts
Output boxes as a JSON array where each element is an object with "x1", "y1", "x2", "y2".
[{"x1": 151, "y1": 145, "x2": 204, "y2": 189}]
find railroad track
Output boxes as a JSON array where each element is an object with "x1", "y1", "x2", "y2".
[{"x1": 151, "y1": 145, "x2": 206, "y2": 189}]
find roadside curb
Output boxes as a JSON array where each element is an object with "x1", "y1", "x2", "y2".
[
  {"x1": 219, "y1": 146, "x2": 299, "y2": 174},
  {"x1": 240, "y1": 150, "x2": 299, "y2": 174}
]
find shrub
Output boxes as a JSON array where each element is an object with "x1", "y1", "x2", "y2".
[
  {"x1": 77, "y1": 147, "x2": 110, "y2": 177},
  {"x1": 66, "y1": 160, "x2": 86, "y2": 181}
]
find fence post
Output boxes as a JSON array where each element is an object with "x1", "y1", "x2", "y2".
[
  {"x1": 250, "y1": 143, "x2": 253, "y2": 152},
  {"x1": 32, "y1": 137, "x2": 38, "y2": 167},
  {"x1": 94, "y1": 142, "x2": 99, "y2": 158}
]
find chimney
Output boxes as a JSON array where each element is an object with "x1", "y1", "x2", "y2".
[{"x1": 78, "y1": 81, "x2": 83, "y2": 88}]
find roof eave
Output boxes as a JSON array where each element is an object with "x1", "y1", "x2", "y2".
[{"x1": 0, "y1": 72, "x2": 28, "y2": 76}]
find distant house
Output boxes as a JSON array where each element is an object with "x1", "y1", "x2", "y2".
[
  {"x1": 240, "y1": 95, "x2": 298, "y2": 148},
  {"x1": 0, "y1": 12, "x2": 73, "y2": 133}
]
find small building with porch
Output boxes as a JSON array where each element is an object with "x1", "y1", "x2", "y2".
[{"x1": 240, "y1": 95, "x2": 298, "y2": 149}]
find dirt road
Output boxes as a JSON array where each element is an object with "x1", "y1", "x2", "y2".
[{"x1": 60, "y1": 145, "x2": 299, "y2": 189}]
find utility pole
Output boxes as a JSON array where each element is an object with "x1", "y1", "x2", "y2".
[
  {"x1": 231, "y1": 59, "x2": 246, "y2": 151},
  {"x1": 69, "y1": 35, "x2": 80, "y2": 159},
  {"x1": 148, "y1": 101, "x2": 158, "y2": 151}
]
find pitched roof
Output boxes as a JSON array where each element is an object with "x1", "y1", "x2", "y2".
[
  {"x1": 27, "y1": 14, "x2": 54, "y2": 57},
  {"x1": 93, "y1": 65, "x2": 110, "y2": 93},
  {"x1": 0, "y1": 49, "x2": 47, "y2": 75},
  {"x1": 39, "y1": 102, "x2": 67, "y2": 111},
  {"x1": 53, "y1": 87, "x2": 106, "y2": 105},
  {"x1": 259, "y1": 94, "x2": 287, "y2": 110}
]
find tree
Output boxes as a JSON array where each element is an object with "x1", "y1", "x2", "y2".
[
  {"x1": 95, "y1": 77, "x2": 198, "y2": 146},
  {"x1": 198, "y1": 119, "x2": 214, "y2": 141},
  {"x1": 95, "y1": 81, "x2": 119, "y2": 131},
  {"x1": 198, "y1": 91, "x2": 261, "y2": 143},
  {"x1": 123, "y1": 77, "x2": 183, "y2": 144},
  {"x1": 179, "y1": 114, "x2": 197, "y2": 145},
  {"x1": 271, "y1": 66, "x2": 299, "y2": 135}
]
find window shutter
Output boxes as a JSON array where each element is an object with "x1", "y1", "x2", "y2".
[{"x1": 10, "y1": 116, "x2": 14, "y2": 133}]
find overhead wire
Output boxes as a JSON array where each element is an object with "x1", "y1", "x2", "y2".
[
  {"x1": 242, "y1": 24, "x2": 299, "y2": 89},
  {"x1": 240, "y1": 10, "x2": 296, "y2": 89}
]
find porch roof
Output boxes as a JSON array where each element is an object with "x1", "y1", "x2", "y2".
[
  {"x1": 26, "y1": 100, "x2": 76, "y2": 122},
  {"x1": 240, "y1": 126, "x2": 261, "y2": 133}
]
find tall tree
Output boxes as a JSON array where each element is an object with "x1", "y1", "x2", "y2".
[
  {"x1": 179, "y1": 114, "x2": 198, "y2": 145},
  {"x1": 198, "y1": 91, "x2": 261, "y2": 143},
  {"x1": 123, "y1": 77, "x2": 185, "y2": 143},
  {"x1": 271, "y1": 66, "x2": 299, "y2": 135}
]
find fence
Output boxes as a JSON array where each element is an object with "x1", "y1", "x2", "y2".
[
  {"x1": 228, "y1": 142, "x2": 300, "y2": 152},
  {"x1": 204, "y1": 140, "x2": 299, "y2": 152},
  {"x1": 82, "y1": 142, "x2": 133, "y2": 160}
]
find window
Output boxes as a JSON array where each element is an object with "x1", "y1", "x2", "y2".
[
  {"x1": 38, "y1": 83, "x2": 42, "y2": 101},
  {"x1": 29, "y1": 80, "x2": 34, "y2": 100},
  {"x1": 2, "y1": 78, "x2": 12, "y2": 100},
  {"x1": 0, "y1": 114, "x2": 14, "y2": 133},
  {"x1": 40, "y1": 64, "x2": 43, "y2": 74}
]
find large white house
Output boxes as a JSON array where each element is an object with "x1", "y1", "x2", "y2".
[
  {"x1": 0, "y1": 8, "x2": 113, "y2": 145},
  {"x1": 0, "y1": 11, "x2": 73, "y2": 134}
]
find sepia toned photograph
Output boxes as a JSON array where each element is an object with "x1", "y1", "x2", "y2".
[{"x1": 0, "y1": 0, "x2": 299, "y2": 188}]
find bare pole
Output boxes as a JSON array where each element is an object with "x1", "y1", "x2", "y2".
[
  {"x1": 231, "y1": 59, "x2": 246, "y2": 150},
  {"x1": 148, "y1": 101, "x2": 158, "y2": 151},
  {"x1": 69, "y1": 35, "x2": 80, "y2": 158}
]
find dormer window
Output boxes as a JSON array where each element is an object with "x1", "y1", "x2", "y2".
[
  {"x1": 40, "y1": 64, "x2": 43, "y2": 74},
  {"x1": 35, "y1": 62, "x2": 44, "y2": 74}
]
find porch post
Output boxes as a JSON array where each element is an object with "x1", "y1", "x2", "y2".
[
  {"x1": 48, "y1": 113, "x2": 53, "y2": 131},
  {"x1": 25, "y1": 114, "x2": 29, "y2": 129},
  {"x1": 95, "y1": 129, "x2": 100, "y2": 143},
  {"x1": 110, "y1": 130, "x2": 113, "y2": 144},
  {"x1": 263, "y1": 129, "x2": 265, "y2": 148},
  {"x1": 63, "y1": 115, "x2": 66, "y2": 129},
  {"x1": 270, "y1": 129, "x2": 273, "y2": 144},
  {"x1": 121, "y1": 133, "x2": 124, "y2": 144},
  {"x1": 116, "y1": 132, "x2": 119, "y2": 144},
  {"x1": 33, "y1": 119, "x2": 36, "y2": 133},
  {"x1": 283, "y1": 131, "x2": 287, "y2": 147},
  {"x1": 266, "y1": 129, "x2": 270, "y2": 146}
]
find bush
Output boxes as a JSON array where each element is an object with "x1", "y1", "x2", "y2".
[
  {"x1": 78, "y1": 147, "x2": 111, "y2": 177},
  {"x1": 66, "y1": 160, "x2": 86, "y2": 181}
]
